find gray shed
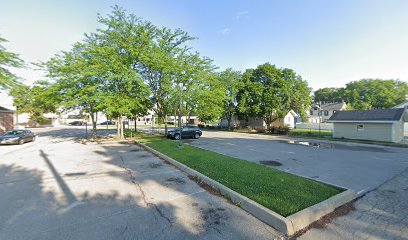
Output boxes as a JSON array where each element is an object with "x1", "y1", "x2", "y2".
[{"x1": 328, "y1": 108, "x2": 408, "y2": 143}]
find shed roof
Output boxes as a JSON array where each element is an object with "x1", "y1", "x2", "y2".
[{"x1": 328, "y1": 108, "x2": 407, "y2": 123}]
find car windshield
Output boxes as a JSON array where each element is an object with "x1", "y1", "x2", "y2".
[{"x1": 6, "y1": 130, "x2": 24, "y2": 135}]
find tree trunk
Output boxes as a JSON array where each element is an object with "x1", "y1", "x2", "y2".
[
  {"x1": 116, "y1": 115, "x2": 124, "y2": 139},
  {"x1": 116, "y1": 116, "x2": 120, "y2": 138},
  {"x1": 164, "y1": 114, "x2": 168, "y2": 135},
  {"x1": 90, "y1": 113, "x2": 97, "y2": 140},
  {"x1": 227, "y1": 112, "x2": 232, "y2": 129},
  {"x1": 264, "y1": 116, "x2": 272, "y2": 131},
  {"x1": 187, "y1": 113, "x2": 191, "y2": 126},
  {"x1": 120, "y1": 115, "x2": 124, "y2": 139},
  {"x1": 134, "y1": 114, "x2": 137, "y2": 132}
]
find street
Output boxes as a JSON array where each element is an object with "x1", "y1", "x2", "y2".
[{"x1": 0, "y1": 127, "x2": 282, "y2": 240}]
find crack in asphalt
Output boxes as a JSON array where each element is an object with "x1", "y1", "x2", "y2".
[{"x1": 119, "y1": 155, "x2": 174, "y2": 226}]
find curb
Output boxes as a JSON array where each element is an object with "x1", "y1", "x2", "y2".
[{"x1": 135, "y1": 141, "x2": 358, "y2": 236}]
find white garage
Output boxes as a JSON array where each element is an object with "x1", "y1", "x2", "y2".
[{"x1": 328, "y1": 108, "x2": 408, "y2": 143}]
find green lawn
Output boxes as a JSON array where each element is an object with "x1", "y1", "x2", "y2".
[{"x1": 136, "y1": 135, "x2": 342, "y2": 217}]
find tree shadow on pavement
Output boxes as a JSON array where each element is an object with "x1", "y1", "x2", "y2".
[
  {"x1": 0, "y1": 142, "x2": 282, "y2": 240},
  {"x1": 33, "y1": 127, "x2": 117, "y2": 143},
  {"x1": 91, "y1": 143, "x2": 282, "y2": 240}
]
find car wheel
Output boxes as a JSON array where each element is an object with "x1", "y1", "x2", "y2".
[
  {"x1": 174, "y1": 134, "x2": 180, "y2": 140},
  {"x1": 18, "y1": 139, "x2": 24, "y2": 145},
  {"x1": 194, "y1": 133, "x2": 200, "y2": 139}
]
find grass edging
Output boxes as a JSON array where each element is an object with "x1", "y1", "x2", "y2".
[{"x1": 135, "y1": 140, "x2": 357, "y2": 236}]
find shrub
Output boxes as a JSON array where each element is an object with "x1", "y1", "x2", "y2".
[
  {"x1": 270, "y1": 126, "x2": 289, "y2": 135},
  {"x1": 255, "y1": 128, "x2": 266, "y2": 133}
]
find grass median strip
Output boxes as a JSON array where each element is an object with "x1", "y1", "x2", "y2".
[{"x1": 136, "y1": 135, "x2": 342, "y2": 217}]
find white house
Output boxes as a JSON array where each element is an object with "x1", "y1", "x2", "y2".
[
  {"x1": 271, "y1": 110, "x2": 299, "y2": 129},
  {"x1": 328, "y1": 108, "x2": 408, "y2": 143},
  {"x1": 309, "y1": 102, "x2": 347, "y2": 123}
]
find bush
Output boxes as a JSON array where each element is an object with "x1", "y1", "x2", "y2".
[
  {"x1": 270, "y1": 126, "x2": 290, "y2": 135},
  {"x1": 255, "y1": 128, "x2": 266, "y2": 133}
]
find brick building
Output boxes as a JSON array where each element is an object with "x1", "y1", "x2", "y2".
[{"x1": 0, "y1": 106, "x2": 15, "y2": 134}]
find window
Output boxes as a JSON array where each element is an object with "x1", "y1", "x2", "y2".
[
  {"x1": 324, "y1": 110, "x2": 329, "y2": 116},
  {"x1": 357, "y1": 124, "x2": 364, "y2": 131}
]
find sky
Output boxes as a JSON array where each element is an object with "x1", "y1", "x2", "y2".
[{"x1": 1, "y1": 0, "x2": 408, "y2": 105}]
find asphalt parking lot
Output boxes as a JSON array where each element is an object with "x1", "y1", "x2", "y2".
[
  {"x1": 187, "y1": 130, "x2": 408, "y2": 195},
  {"x1": 0, "y1": 128, "x2": 282, "y2": 240}
]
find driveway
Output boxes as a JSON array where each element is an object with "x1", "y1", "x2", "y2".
[
  {"x1": 0, "y1": 127, "x2": 282, "y2": 240},
  {"x1": 188, "y1": 131, "x2": 408, "y2": 195}
]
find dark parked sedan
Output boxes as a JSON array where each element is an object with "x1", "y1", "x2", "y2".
[
  {"x1": 100, "y1": 121, "x2": 115, "y2": 125},
  {"x1": 0, "y1": 129, "x2": 36, "y2": 145},
  {"x1": 167, "y1": 127, "x2": 202, "y2": 140},
  {"x1": 68, "y1": 121, "x2": 84, "y2": 126}
]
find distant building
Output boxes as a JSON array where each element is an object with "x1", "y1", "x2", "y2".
[
  {"x1": 309, "y1": 102, "x2": 347, "y2": 123},
  {"x1": 328, "y1": 108, "x2": 408, "y2": 143},
  {"x1": 135, "y1": 110, "x2": 156, "y2": 125},
  {"x1": 0, "y1": 106, "x2": 16, "y2": 134},
  {"x1": 167, "y1": 115, "x2": 200, "y2": 125}
]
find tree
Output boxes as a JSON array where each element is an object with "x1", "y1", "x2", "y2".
[
  {"x1": 218, "y1": 68, "x2": 241, "y2": 128},
  {"x1": 139, "y1": 23, "x2": 210, "y2": 133},
  {"x1": 44, "y1": 7, "x2": 154, "y2": 139},
  {"x1": 10, "y1": 81, "x2": 60, "y2": 125},
  {"x1": 44, "y1": 41, "x2": 107, "y2": 139},
  {"x1": 282, "y1": 68, "x2": 312, "y2": 120},
  {"x1": 192, "y1": 73, "x2": 226, "y2": 123},
  {"x1": 0, "y1": 36, "x2": 24, "y2": 90},
  {"x1": 42, "y1": 6, "x2": 217, "y2": 138},
  {"x1": 94, "y1": 6, "x2": 155, "y2": 138},
  {"x1": 314, "y1": 87, "x2": 344, "y2": 103},
  {"x1": 343, "y1": 79, "x2": 408, "y2": 110},
  {"x1": 237, "y1": 63, "x2": 311, "y2": 129},
  {"x1": 176, "y1": 52, "x2": 217, "y2": 125}
]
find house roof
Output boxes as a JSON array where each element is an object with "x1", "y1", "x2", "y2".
[
  {"x1": 393, "y1": 100, "x2": 408, "y2": 109},
  {"x1": 328, "y1": 108, "x2": 407, "y2": 123},
  {"x1": 317, "y1": 102, "x2": 346, "y2": 111},
  {"x1": 0, "y1": 106, "x2": 15, "y2": 112},
  {"x1": 287, "y1": 110, "x2": 299, "y2": 117}
]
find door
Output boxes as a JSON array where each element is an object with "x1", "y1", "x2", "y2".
[{"x1": 182, "y1": 127, "x2": 191, "y2": 138}]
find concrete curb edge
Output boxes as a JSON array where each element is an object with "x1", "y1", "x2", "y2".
[{"x1": 135, "y1": 141, "x2": 358, "y2": 236}]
